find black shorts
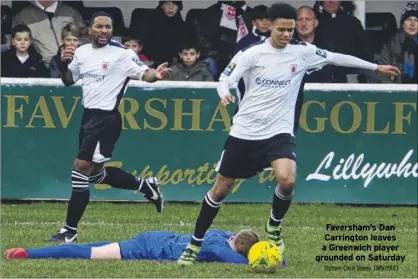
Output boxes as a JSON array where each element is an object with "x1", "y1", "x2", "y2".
[
  {"x1": 77, "y1": 108, "x2": 122, "y2": 163},
  {"x1": 215, "y1": 133, "x2": 296, "y2": 179}
]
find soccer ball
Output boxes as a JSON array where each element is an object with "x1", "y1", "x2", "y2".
[{"x1": 248, "y1": 241, "x2": 282, "y2": 270}]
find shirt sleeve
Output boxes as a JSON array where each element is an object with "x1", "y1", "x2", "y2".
[
  {"x1": 303, "y1": 43, "x2": 332, "y2": 72},
  {"x1": 216, "y1": 247, "x2": 248, "y2": 264},
  {"x1": 219, "y1": 50, "x2": 253, "y2": 85},
  {"x1": 121, "y1": 49, "x2": 150, "y2": 80},
  {"x1": 304, "y1": 43, "x2": 378, "y2": 72},
  {"x1": 68, "y1": 48, "x2": 81, "y2": 82}
]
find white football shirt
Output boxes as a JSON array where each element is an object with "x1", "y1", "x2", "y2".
[
  {"x1": 68, "y1": 40, "x2": 149, "y2": 111},
  {"x1": 219, "y1": 38, "x2": 377, "y2": 140}
]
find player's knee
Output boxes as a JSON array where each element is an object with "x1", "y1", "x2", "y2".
[
  {"x1": 212, "y1": 175, "x2": 234, "y2": 200},
  {"x1": 73, "y1": 159, "x2": 94, "y2": 175},
  {"x1": 276, "y1": 174, "x2": 295, "y2": 193}
]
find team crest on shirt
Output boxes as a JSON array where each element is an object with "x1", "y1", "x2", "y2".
[
  {"x1": 223, "y1": 62, "x2": 236, "y2": 76},
  {"x1": 315, "y1": 48, "x2": 327, "y2": 58},
  {"x1": 102, "y1": 61, "x2": 109, "y2": 71},
  {"x1": 291, "y1": 64, "x2": 297, "y2": 73},
  {"x1": 225, "y1": 6, "x2": 236, "y2": 20}
]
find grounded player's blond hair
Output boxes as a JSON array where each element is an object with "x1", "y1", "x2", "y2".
[{"x1": 234, "y1": 229, "x2": 260, "y2": 256}]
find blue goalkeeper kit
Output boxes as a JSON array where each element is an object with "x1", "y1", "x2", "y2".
[
  {"x1": 119, "y1": 229, "x2": 247, "y2": 264},
  {"x1": 25, "y1": 229, "x2": 247, "y2": 264}
]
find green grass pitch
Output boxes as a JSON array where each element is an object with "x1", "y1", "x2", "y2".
[{"x1": 1, "y1": 202, "x2": 417, "y2": 278}]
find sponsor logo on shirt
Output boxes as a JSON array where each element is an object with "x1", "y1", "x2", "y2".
[
  {"x1": 79, "y1": 72, "x2": 105, "y2": 82},
  {"x1": 315, "y1": 48, "x2": 327, "y2": 58},
  {"x1": 255, "y1": 77, "x2": 291, "y2": 88},
  {"x1": 223, "y1": 62, "x2": 237, "y2": 76}
]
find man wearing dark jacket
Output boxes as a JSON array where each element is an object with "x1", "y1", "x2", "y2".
[
  {"x1": 142, "y1": 1, "x2": 193, "y2": 67},
  {"x1": 235, "y1": 5, "x2": 269, "y2": 54},
  {"x1": 314, "y1": 0, "x2": 372, "y2": 83},
  {"x1": 294, "y1": 6, "x2": 335, "y2": 83},
  {"x1": 190, "y1": 1, "x2": 250, "y2": 80}
]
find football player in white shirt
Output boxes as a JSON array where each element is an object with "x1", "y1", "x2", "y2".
[
  {"x1": 178, "y1": 3, "x2": 399, "y2": 265},
  {"x1": 47, "y1": 12, "x2": 171, "y2": 243}
]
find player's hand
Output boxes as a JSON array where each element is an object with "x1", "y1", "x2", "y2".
[
  {"x1": 155, "y1": 62, "x2": 172, "y2": 80},
  {"x1": 61, "y1": 46, "x2": 75, "y2": 63},
  {"x1": 376, "y1": 65, "x2": 400, "y2": 80},
  {"x1": 221, "y1": 93, "x2": 235, "y2": 106}
]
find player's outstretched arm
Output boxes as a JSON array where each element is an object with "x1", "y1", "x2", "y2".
[
  {"x1": 327, "y1": 52, "x2": 400, "y2": 79},
  {"x1": 59, "y1": 46, "x2": 76, "y2": 87},
  {"x1": 142, "y1": 62, "x2": 171, "y2": 83}
]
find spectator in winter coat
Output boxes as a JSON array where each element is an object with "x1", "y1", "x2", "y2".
[
  {"x1": 142, "y1": 1, "x2": 193, "y2": 67},
  {"x1": 190, "y1": 1, "x2": 250, "y2": 80},
  {"x1": 314, "y1": 0, "x2": 373, "y2": 82},
  {"x1": 49, "y1": 22, "x2": 86, "y2": 78},
  {"x1": 12, "y1": 0, "x2": 83, "y2": 67},
  {"x1": 1, "y1": 24, "x2": 48, "y2": 78},
  {"x1": 235, "y1": 5, "x2": 269, "y2": 54},
  {"x1": 167, "y1": 42, "x2": 213, "y2": 81},
  {"x1": 374, "y1": 1, "x2": 417, "y2": 84}
]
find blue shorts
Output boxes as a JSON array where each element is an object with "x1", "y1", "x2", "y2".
[
  {"x1": 118, "y1": 233, "x2": 148, "y2": 260},
  {"x1": 118, "y1": 231, "x2": 186, "y2": 261}
]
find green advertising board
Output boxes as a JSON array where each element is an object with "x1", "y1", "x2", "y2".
[{"x1": 1, "y1": 80, "x2": 417, "y2": 204}]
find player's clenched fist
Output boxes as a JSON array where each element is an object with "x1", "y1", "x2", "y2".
[
  {"x1": 61, "y1": 46, "x2": 76, "y2": 62},
  {"x1": 376, "y1": 65, "x2": 401, "y2": 80}
]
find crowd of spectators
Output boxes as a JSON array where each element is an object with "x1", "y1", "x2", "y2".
[{"x1": 1, "y1": 0, "x2": 417, "y2": 84}]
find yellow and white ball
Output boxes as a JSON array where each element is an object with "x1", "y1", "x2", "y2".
[{"x1": 248, "y1": 241, "x2": 282, "y2": 270}]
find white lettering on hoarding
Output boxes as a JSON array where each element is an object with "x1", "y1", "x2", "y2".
[{"x1": 306, "y1": 150, "x2": 418, "y2": 187}]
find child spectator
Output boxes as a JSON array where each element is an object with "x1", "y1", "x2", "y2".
[
  {"x1": 12, "y1": 0, "x2": 83, "y2": 67},
  {"x1": 122, "y1": 36, "x2": 154, "y2": 67},
  {"x1": 235, "y1": 5, "x2": 270, "y2": 54},
  {"x1": 167, "y1": 42, "x2": 213, "y2": 81},
  {"x1": 1, "y1": 24, "x2": 48, "y2": 78},
  {"x1": 49, "y1": 23, "x2": 85, "y2": 78}
]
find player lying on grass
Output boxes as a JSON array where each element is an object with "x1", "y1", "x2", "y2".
[{"x1": 5, "y1": 229, "x2": 264, "y2": 264}]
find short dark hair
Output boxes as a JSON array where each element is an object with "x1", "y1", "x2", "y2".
[
  {"x1": 122, "y1": 36, "x2": 142, "y2": 45},
  {"x1": 268, "y1": 3, "x2": 297, "y2": 21},
  {"x1": 11, "y1": 24, "x2": 32, "y2": 38},
  {"x1": 180, "y1": 41, "x2": 200, "y2": 52},
  {"x1": 89, "y1": 11, "x2": 113, "y2": 27},
  {"x1": 252, "y1": 5, "x2": 268, "y2": 21}
]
